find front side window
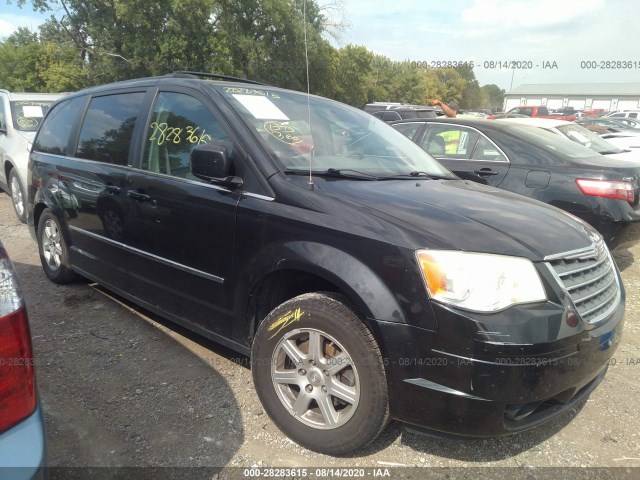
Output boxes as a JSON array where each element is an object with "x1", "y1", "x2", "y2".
[
  {"x1": 76, "y1": 93, "x2": 145, "y2": 165},
  {"x1": 10, "y1": 101, "x2": 55, "y2": 131},
  {"x1": 420, "y1": 125, "x2": 480, "y2": 158},
  {"x1": 34, "y1": 96, "x2": 86, "y2": 155},
  {"x1": 142, "y1": 92, "x2": 230, "y2": 180}
]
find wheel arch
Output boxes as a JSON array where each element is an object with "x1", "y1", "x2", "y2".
[
  {"x1": 241, "y1": 241, "x2": 407, "y2": 343},
  {"x1": 32, "y1": 187, "x2": 69, "y2": 243},
  {"x1": 3, "y1": 158, "x2": 16, "y2": 185}
]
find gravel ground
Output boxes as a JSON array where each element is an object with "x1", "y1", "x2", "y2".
[{"x1": 1, "y1": 193, "x2": 639, "y2": 479}]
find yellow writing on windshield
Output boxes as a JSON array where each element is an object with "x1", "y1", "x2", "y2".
[{"x1": 264, "y1": 121, "x2": 303, "y2": 145}]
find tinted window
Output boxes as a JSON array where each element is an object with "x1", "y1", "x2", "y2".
[
  {"x1": 143, "y1": 92, "x2": 230, "y2": 180},
  {"x1": 34, "y1": 96, "x2": 86, "y2": 155},
  {"x1": 76, "y1": 93, "x2": 145, "y2": 165},
  {"x1": 472, "y1": 136, "x2": 507, "y2": 161},
  {"x1": 381, "y1": 111, "x2": 401, "y2": 122},
  {"x1": 393, "y1": 122, "x2": 422, "y2": 140}
]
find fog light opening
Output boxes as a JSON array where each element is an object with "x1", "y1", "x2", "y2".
[{"x1": 566, "y1": 312, "x2": 580, "y2": 328}]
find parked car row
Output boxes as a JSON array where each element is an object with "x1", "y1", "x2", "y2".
[
  {"x1": 496, "y1": 117, "x2": 640, "y2": 162},
  {"x1": 19, "y1": 73, "x2": 625, "y2": 456},
  {"x1": 391, "y1": 117, "x2": 640, "y2": 247}
]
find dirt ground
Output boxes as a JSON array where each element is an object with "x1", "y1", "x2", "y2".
[{"x1": 1, "y1": 193, "x2": 639, "y2": 479}]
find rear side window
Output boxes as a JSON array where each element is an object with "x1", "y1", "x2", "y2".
[
  {"x1": 393, "y1": 122, "x2": 422, "y2": 140},
  {"x1": 34, "y1": 96, "x2": 86, "y2": 155},
  {"x1": 76, "y1": 93, "x2": 145, "y2": 165},
  {"x1": 420, "y1": 125, "x2": 480, "y2": 158}
]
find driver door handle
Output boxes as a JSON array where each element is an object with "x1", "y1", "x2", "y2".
[
  {"x1": 127, "y1": 190, "x2": 152, "y2": 202},
  {"x1": 474, "y1": 168, "x2": 498, "y2": 177}
]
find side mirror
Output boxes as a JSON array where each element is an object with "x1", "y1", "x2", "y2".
[{"x1": 190, "y1": 142, "x2": 243, "y2": 188}]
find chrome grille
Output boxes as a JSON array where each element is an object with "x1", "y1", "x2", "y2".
[{"x1": 547, "y1": 241, "x2": 619, "y2": 325}]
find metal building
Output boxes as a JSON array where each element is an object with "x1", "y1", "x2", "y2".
[{"x1": 503, "y1": 82, "x2": 640, "y2": 112}]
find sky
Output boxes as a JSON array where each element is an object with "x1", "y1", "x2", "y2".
[{"x1": 1, "y1": 0, "x2": 639, "y2": 91}]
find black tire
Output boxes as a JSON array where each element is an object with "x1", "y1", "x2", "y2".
[
  {"x1": 252, "y1": 292, "x2": 389, "y2": 455},
  {"x1": 9, "y1": 169, "x2": 26, "y2": 223},
  {"x1": 37, "y1": 209, "x2": 76, "y2": 283}
]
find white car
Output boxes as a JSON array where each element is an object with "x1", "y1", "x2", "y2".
[
  {"x1": 0, "y1": 90, "x2": 62, "y2": 222},
  {"x1": 495, "y1": 117, "x2": 640, "y2": 162},
  {"x1": 605, "y1": 110, "x2": 640, "y2": 119}
]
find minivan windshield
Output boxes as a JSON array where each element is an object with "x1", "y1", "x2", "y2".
[
  {"x1": 10, "y1": 101, "x2": 55, "y2": 132},
  {"x1": 217, "y1": 86, "x2": 454, "y2": 178}
]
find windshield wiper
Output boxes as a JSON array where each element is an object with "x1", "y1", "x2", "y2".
[
  {"x1": 324, "y1": 168, "x2": 381, "y2": 179},
  {"x1": 284, "y1": 168, "x2": 379, "y2": 180},
  {"x1": 600, "y1": 149, "x2": 624, "y2": 155},
  {"x1": 380, "y1": 171, "x2": 457, "y2": 180}
]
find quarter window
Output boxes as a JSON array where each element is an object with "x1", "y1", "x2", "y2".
[
  {"x1": 143, "y1": 92, "x2": 230, "y2": 181},
  {"x1": 76, "y1": 93, "x2": 145, "y2": 165},
  {"x1": 471, "y1": 137, "x2": 507, "y2": 161}
]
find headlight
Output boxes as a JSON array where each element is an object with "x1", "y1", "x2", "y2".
[{"x1": 416, "y1": 250, "x2": 546, "y2": 312}]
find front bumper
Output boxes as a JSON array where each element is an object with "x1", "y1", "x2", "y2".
[{"x1": 368, "y1": 295, "x2": 624, "y2": 437}]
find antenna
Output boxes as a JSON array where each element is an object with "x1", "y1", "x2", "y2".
[{"x1": 303, "y1": 0, "x2": 314, "y2": 190}]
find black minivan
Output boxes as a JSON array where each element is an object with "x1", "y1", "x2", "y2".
[{"x1": 27, "y1": 73, "x2": 624, "y2": 455}]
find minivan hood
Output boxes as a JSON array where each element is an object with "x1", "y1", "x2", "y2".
[{"x1": 313, "y1": 178, "x2": 596, "y2": 260}]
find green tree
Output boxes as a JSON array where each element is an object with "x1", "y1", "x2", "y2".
[
  {"x1": 0, "y1": 25, "x2": 84, "y2": 91},
  {"x1": 12, "y1": 0, "x2": 229, "y2": 83},
  {"x1": 481, "y1": 84, "x2": 505, "y2": 111},
  {"x1": 331, "y1": 45, "x2": 376, "y2": 106}
]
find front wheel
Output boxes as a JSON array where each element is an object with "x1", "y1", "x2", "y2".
[
  {"x1": 9, "y1": 169, "x2": 26, "y2": 223},
  {"x1": 37, "y1": 209, "x2": 76, "y2": 283},
  {"x1": 252, "y1": 293, "x2": 389, "y2": 455}
]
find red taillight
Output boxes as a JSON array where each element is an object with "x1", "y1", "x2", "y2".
[
  {"x1": 0, "y1": 307, "x2": 36, "y2": 433},
  {"x1": 576, "y1": 178, "x2": 635, "y2": 203},
  {"x1": 0, "y1": 250, "x2": 36, "y2": 433}
]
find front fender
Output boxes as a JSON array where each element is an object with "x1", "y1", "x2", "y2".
[{"x1": 240, "y1": 241, "x2": 409, "y2": 327}]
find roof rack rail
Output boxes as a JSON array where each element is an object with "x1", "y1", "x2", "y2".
[{"x1": 168, "y1": 71, "x2": 267, "y2": 85}]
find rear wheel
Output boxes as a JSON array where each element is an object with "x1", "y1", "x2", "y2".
[
  {"x1": 37, "y1": 209, "x2": 76, "y2": 283},
  {"x1": 9, "y1": 169, "x2": 26, "y2": 223},
  {"x1": 252, "y1": 292, "x2": 389, "y2": 455}
]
